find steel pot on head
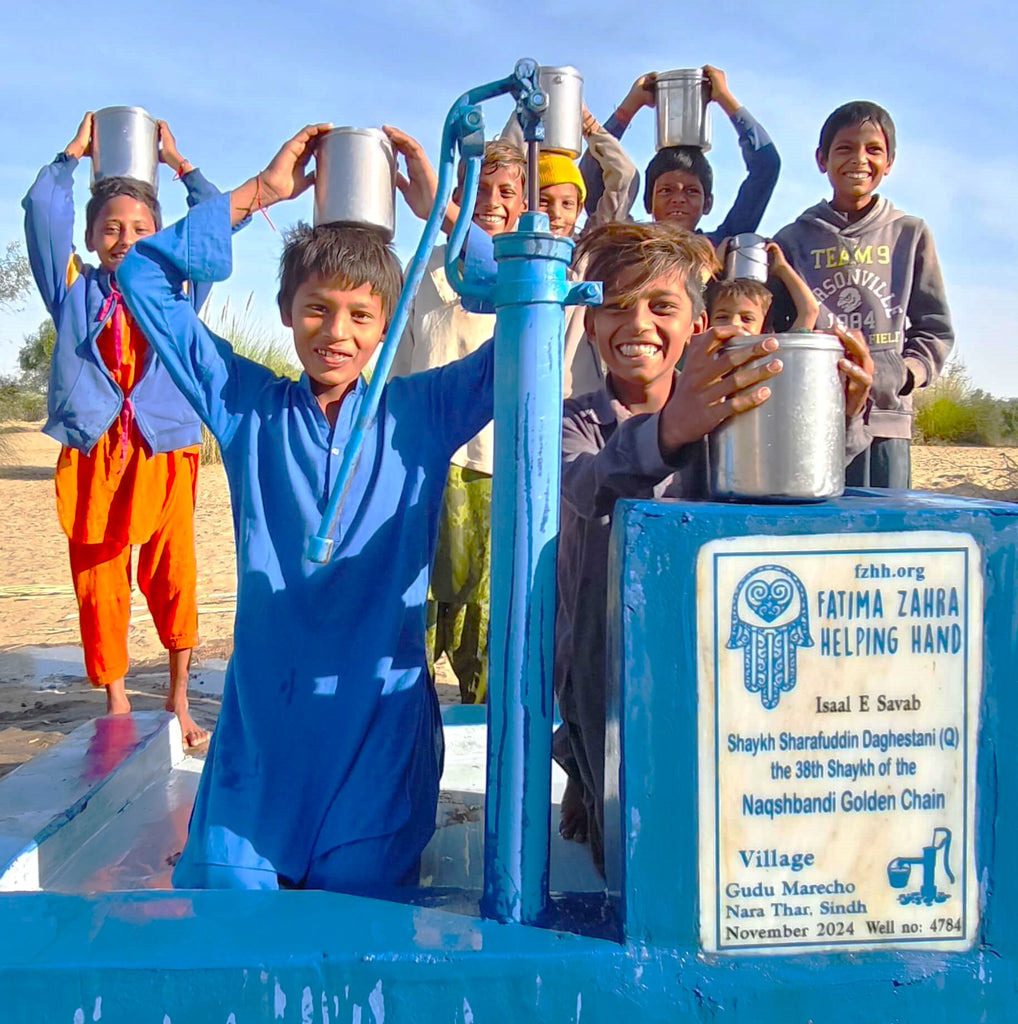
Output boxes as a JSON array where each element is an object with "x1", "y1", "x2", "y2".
[
  {"x1": 708, "y1": 333, "x2": 846, "y2": 502},
  {"x1": 90, "y1": 107, "x2": 160, "y2": 193},
  {"x1": 725, "y1": 233, "x2": 769, "y2": 283},
  {"x1": 655, "y1": 69, "x2": 711, "y2": 152},
  {"x1": 313, "y1": 128, "x2": 396, "y2": 240},
  {"x1": 537, "y1": 65, "x2": 584, "y2": 158}
]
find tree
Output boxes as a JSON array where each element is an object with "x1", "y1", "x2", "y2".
[
  {"x1": 17, "y1": 318, "x2": 55, "y2": 393},
  {"x1": 0, "y1": 241, "x2": 31, "y2": 311}
]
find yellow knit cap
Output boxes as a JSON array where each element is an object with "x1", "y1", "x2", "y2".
[{"x1": 538, "y1": 152, "x2": 587, "y2": 204}]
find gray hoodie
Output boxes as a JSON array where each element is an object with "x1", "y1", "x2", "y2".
[{"x1": 772, "y1": 197, "x2": 953, "y2": 440}]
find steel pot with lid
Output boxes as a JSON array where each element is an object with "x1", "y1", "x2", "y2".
[
  {"x1": 655, "y1": 69, "x2": 711, "y2": 152},
  {"x1": 725, "y1": 233, "x2": 769, "y2": 283},
  {"x1": 707, "y1": 333, "x2": 846, "y2": 502},
  {"x1": 91, "y1": 106, "x2": 160, "y2": 193},
  {"x1": 313, "y1": 128, "x2": 396, "y2": 239},
  {"x1": 537, "y1": 65, "x2": 584, "y2": 158}
]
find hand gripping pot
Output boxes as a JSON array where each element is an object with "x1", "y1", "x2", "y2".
[
  {"x1": 708, "y1": 333, "x2": 846, "y2": 502},
  {"x1": 91, "y1": 107, "x2": 160, "y2": 193},
  {"x1": 655, "y1": 69, "x2": 712, "y2": 152},
  {"x1": 313, "y1": 128, "x2": 396, "y2": 240},
  {"x1": 537, "y1": 65, "x2": 584, "y2": 158},
  {"x1": 725, "y1": 233, "x2": 769, "y2": 283}
]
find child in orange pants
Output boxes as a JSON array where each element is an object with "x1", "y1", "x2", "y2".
[{"x1": 24, "y1": 112, "x2": 216, "y2": 746}]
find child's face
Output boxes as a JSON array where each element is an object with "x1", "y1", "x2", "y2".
[
  {"x1": 586, "y1": 268, "x2": 705, "y2": 392},
  {"x1": 816, "y1": 121, "x2": 893, "y2": 207},
  {"x1": 282, "y1": 276, "x2": 386, "y2": 401},
  {"x1": 651, "y1": 171, "x2": 712, "y2": 230},
  {"x1": 87, "y1": 196, "x2": 157, "y2": 272},
  {"x1": 710, "y1": 295, "x2": 767, "y2": 336},
  {"x1": 539, "y1": 183, "x2": 581, "y2": 238},
  {"x1": 465, "y1": 165, "x2": 526, "y2": 235}
]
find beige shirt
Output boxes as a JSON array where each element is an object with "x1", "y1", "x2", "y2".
[
  {"x1": 392, "y1": 123, "x2": 636, "y2": 453},
  {"x1": 390, "y1": 243, "x2": 496, "y2": 474}
]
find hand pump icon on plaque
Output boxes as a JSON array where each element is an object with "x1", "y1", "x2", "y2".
[
  {"x1": 728, "y1": 565, "x2": 813, "y2": 710},
  {"x1": 887, "y1": 827, "x2": 955, "y2": 906}
]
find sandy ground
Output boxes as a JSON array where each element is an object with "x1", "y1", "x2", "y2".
[{"x1": 0, "y1": 421, "x2": 1015, "y2": 777}]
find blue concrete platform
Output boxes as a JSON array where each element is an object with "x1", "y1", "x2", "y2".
[{"x1": 0, "y1": 706, "x2": 604, "y2": 897}]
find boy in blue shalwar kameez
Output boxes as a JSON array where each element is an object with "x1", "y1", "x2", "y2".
[{"x1": 117, "y1": 125, "x2": 494, "y2": 893}]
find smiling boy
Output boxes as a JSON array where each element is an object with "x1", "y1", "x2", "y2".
[
  {"x1": 557, "y1": 222, "x2": 872, "y2": 869},
  {"x1": 580, "y1": 66, "x2": 780, "y2": 245},
  {"x1": 771, "y1": 101, "x2": 953, "y2": 488},
  {"x1": 708, "y1": 241, "x2": 819, "y2": 335},
  {"x1": 116, "y1": 125, "x2": 494, "y2": 892},
  {"x1": 23, "y1": 112, "x2": 217, "y2": 747}
]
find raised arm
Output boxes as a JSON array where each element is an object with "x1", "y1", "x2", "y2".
[
  {"x1": 766, "y1": 241, "x2": 819, "y2": 331},
  {"x1": 116, "y1": 195, "x2": 261, "y2": 446},
  {"x1": 384, "y1": 125, "x2": 460, "y2": 235},
  {"x1": 21, "y1": 113, "x2": 92, "y2": 320},
  {"x1": 580, "y1": 108, "x2": 639, "y2": 230},
  {"x1": 702, "y1": 66, "x2": 780, "y2": 243},
  {"x1": 580, "y1": 74, "x2": 656, "y2": 218},
  {"x1": 119, "y1": 125, "x2": 333, "y2": 444},
  {"x1": 157, "y1": 119, "x2": 222, "y2": 311}
]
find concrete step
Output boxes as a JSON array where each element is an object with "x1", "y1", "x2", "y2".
[{"x1": 0, "y1": 711, "x2": 182, "y2": 890}]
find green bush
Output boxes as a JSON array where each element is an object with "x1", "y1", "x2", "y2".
[
  {"x1": 17, "y1": 319, "x2": 56, "y2": 393},
  {"x1": 0, "y1": 376, "x2": 46, "y2": 423},
  {"x1": 913, "y1": 363, "x2": 1014, "y2": 446}
]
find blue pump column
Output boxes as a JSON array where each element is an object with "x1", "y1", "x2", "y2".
[{"x1": 481, "y1": 212, "x2": 599, "y2": 924}]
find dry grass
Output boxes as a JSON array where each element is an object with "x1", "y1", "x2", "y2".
[{"x1": 198, "y1": 296, "x2": 300, "y2": 463}]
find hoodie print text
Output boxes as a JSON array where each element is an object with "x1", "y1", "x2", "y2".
[
  {"x1": 773, "y1": 197, "x2": 953, "y2": 439},
  {"x1": 808, "y1": 243, "x2": 904, "y2": 345}
]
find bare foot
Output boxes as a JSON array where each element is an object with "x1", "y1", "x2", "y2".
[
  {"x1": 166, "y1": 697, "x2": 210, "y2": 749},
  {"x1": 105, "y1": 679, "x2": 131, "y2": 715},
  {"x1": 559, "y1": 776, "x2": 589, "y2": 843},
  {"x1": 166, "y1": 647, "x2": 208, "y2": 748}
]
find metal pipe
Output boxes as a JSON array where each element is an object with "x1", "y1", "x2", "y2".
[
  {"x1": 527, "y1": 139, "x2": 541, "y2": 216},
  {"x1": 481, "y1": 211, "x2": 573, "y2": 924},
  {"x1": 443, "y1": 156, "x2": 486, "y2": 299}
]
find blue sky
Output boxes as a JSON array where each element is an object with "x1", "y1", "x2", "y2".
[{"x1": 2, "y1": 0, "x2": 1015, "y2": 393}]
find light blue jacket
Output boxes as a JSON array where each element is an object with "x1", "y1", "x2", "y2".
[
  {"x1": 117, "y1": 195, "x2": 495, "y2": 887},
  {"x1": 22, "y1": 154, "x2": 219, "y2": 454}
]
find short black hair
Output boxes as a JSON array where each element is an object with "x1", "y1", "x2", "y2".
[
  {"x1": 643, "y1": 146, "x2": 714, "y2": 214},
  {"x1": 85, "y1": 177, "x2": 162, "y2": 239},
  {"x1": 277, "y1": 222, "x2": 403, "y2": 324},
  {"x1": 818, "y1": 101, "x2": 896, "y2": 162},
  {"x1": 706, "y1": 278, "x2": 773, "y2": 317}
]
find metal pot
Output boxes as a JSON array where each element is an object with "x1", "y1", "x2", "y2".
[
  {"x1": 538, "y1": 65, "x2": 584, "y2": 158},
  {"x1": 655, "y1": 69, "x2": 711, "y2": 152},
  {"x1": 707, "y1": 333, "x2": 845, "y2": 502},
  {"x1": 313, "y1": 128, "x2": 396, "y2": 239},
  {"x1": 725, "y1": 233, "x2": 768, "y2": 283},
  {"x1": 90, "y1": 107, "x2": 159, "y2": 192}
]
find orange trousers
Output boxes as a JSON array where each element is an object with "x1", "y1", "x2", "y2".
[{"x1": 67, "y1": 466, "x2": 199, "y2": 687}]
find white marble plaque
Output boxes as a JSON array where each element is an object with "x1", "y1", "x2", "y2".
[{"x1": 697, "y1": 531, "x2": 981, "y2": 954}]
